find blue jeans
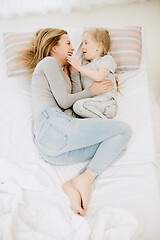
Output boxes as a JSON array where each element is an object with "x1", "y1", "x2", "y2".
[{"x1": 33, "y1": 106, "x2": 132, "y2": 176}]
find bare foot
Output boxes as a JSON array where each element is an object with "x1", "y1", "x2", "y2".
[
  {"x1": 62, "y1": 181, "x2": 86, "y2": 216},
  {"x1": 72, "y1": 176, "x2": 91, "y2": 211},
  {"x1": 72, "y1": 169, "x2": 97, "y2": 210}
]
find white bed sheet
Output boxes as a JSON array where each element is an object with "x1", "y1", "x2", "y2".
[{"x1": 0, "y1": 31, "x2": 160, "y2": 240}]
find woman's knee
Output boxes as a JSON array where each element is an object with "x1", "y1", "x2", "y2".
[{"x1": 122, "y1": 122, "x2": 132, "y2": 141}]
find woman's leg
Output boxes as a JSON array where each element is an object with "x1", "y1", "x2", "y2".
[
  {"x1": 61, "y1": 118, "x2": 132, "y2": 215},
  {"x1": 38, "y1": 112, "x2": 132, "y2": 169},
  {"x1": 62, "y1": 131, "x2": 131, "y2": 216},
  {"x1": 62, "y1": 168, "x2": 97, "y2": 216},
  {"x1": 35, "y1": 109, "x2": 132, "y2": 215}
]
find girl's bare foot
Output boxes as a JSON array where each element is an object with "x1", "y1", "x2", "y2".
[{"x1": 62, "y1": 181, "x2": 86, "y2": 216}]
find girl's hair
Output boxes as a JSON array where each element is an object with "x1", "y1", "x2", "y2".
[
  {"x1": 84, "y1": 28, "x2": 121, "y2": 93},
  {"x1": 17, "y1": 28, "x2": 68, "y2": 75},
  {"x1": 84, "y1": 28, "x2": 111, "y2": 57}
]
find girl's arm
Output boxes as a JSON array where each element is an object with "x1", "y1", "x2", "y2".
[
  {"x1": 41, "y1": 57, "x2": 110, "y2": 109},
  {"x1": 67, "y1": 56, "x2": 110, "y2": 82}
]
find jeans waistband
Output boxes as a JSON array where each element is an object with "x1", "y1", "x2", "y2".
[{"x1": 42, "y1": 106, "x2": 62, "y2": 118}]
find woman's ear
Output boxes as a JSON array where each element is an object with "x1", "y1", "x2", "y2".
[{"x1": 51, "y1": 46, "x2": 56, "y2": 53}]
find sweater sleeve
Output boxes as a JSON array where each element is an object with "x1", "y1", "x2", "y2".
[
  {"x1": 41, "y1": 57, "x2": 93, "y2": 109},
  {"x1": 70, "y1": 72, "x2": 83, "y2": 93}
]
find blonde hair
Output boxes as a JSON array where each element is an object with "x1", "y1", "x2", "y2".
[
  {"x1": 84, "y1": 28, "x2": 121, "y2": 93},
  {"x1": 17, "y1": 28, "x2": 68, "y2": 75},
  {"x1": 84, "y1": 28, "x2": 111, "y2": 57}
]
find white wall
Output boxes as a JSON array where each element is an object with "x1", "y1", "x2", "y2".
[{"x1": 0, "y1": 1, "x2": 160, "y2": 104}]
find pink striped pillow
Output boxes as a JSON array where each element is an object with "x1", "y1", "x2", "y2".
[
  {"x1": 3, "y1": 27, "x2": 142, "y2": 77},
  {"x1": 3, "y1": 32, "x2": 35, "y2": 77},
  {"x1": 108, "y1": 27, "x2": 142, "y2": 72}
]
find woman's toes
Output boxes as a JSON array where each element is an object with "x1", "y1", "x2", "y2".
[
  {"x1": 62, "y1": 181, "x2": 86, "y2": 216},
  {"x1": 77, "y1": 208, "x2": 86, "y2": 217},
  {"x1": 81, "y1": 198, "x2": 88, "y2": 210}
]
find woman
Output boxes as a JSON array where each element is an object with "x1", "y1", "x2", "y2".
[{"x1": 19, "y1": 28, "x2": 132, "y2": 217}]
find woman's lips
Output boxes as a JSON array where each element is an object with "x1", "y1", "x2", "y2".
[{"x1": 68, "y1": 52, "x2": 73, "y2": 56}]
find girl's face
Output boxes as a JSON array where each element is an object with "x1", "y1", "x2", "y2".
[
  {"x1": 51, "y1": 34, "x2": 74, "y2": 66},
  {"x1": 82, "y1": 33, "x2": 102, "y2": 62}
]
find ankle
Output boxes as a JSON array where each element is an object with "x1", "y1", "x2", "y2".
[{"x1": 81, "y1": 169, "x2": 97, "y2": 183}]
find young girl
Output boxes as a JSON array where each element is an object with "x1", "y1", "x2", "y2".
[
  {"x1": 18, "y1": 28, "x2": 132, "y2": 217},
  {"x1": 67, "y1": 28, "x2": 118, "y2": 119}
]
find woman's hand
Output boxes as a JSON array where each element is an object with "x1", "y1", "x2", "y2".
[
  {"x1": 68, "y1": 65, "x2": 78, "y2": 74},
  {"x1": 90, "y1": 80, "x2": 113, "y2": 96},
  {"x1": 67, "y1": 56, "x2": 81, "y2": 71}
]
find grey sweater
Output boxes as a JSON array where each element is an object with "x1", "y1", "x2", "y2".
[{"x1": 31, "y1": 57, "x2": 93, "y2": 120}]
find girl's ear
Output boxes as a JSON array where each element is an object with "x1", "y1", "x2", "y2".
[
  {"x1": 97, "y1": 42, "x2": 103, "y2": 52},
  {"x1": 98, "y1": 42, "x2": 103, "y2": 49}
]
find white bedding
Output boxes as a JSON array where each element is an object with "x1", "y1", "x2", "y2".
[{"x1": 0, "y1": 30, "x2": 160, "y2": 240}]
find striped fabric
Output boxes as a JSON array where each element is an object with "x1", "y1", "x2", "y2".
[
  {"x1": 3, "y1": 32, "x2": 35, "y2": 77},
  {"x1": 108, "y1": 26, "x2": 142, "y2": 72},
  {"x1": 3, "y1": 27, "x2": 142, "y2": 77}
]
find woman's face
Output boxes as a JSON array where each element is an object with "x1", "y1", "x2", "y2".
[
  {"x1": 82, "y1": 33, "x2": 100, "y2": 62},
  {"x1": 51, "y1": 34, "x2": 74, "y2": 66}
]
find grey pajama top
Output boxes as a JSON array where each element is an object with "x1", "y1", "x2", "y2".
[
  {"x1": 81, "y1": 55, "x2": 117, "y2": 99},
  {"x1": 31, "y1": 57, "x2": 93, "y2": 121}
]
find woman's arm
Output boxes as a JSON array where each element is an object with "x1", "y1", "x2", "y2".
[
  {"x1": 41, "y1": 57, "x2": 110, "y2": 109},
  {"x1": 68, "y1": 66, "x2": 113, "y2": 96},
  {"x1": 67, "y1": 56, "x2": 110, "y2": 82},
  {"x1": 70, "y1": 72, "x2": 83, "y2": 93},
  {"x1": 65, "y1": 65, "x2": 83, "y2": 93}
]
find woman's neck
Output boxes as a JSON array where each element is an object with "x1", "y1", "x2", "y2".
[{"x1": 50, "y1": 52, "x2": 66, "y2": 67}]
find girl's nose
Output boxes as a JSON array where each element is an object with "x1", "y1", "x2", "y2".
[{"x1": 82, "y1": 41, "x2": 86, "y2": 48}]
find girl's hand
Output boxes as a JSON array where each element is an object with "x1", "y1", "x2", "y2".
[
  {"x1": 67, "y1": 56, "x2": 81, "y2": 71},
  {"x1": 90, "y1": 80, "x2": 113, "y2": 96}
]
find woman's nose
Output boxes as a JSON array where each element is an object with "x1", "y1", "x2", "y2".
[{"x1": 71, "y1": 45, "x2": 75, "y2": 52}]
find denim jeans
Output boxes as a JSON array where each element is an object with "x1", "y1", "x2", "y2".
[{"x1": 33, "y1": 106, "x2": 132, "y2": 176}]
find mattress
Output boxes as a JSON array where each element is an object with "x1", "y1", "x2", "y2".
[{"x1": 0, "y1": 29, "x2": 160, "y2": 240}]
